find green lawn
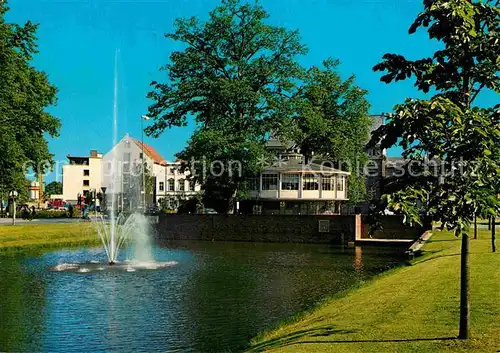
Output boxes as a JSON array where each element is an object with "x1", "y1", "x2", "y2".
[
  {"x1": 0, "y1": 222, "x2": 100, "y2": 253},
  {"x1": 247, "y1": 230, "x2": 500, "y2": 353}
]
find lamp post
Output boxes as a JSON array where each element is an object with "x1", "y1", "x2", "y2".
[
  {"x1": 101, "y1": 186, "x2": 107, "y2": 214},
  {"x1": 141, "y1": 115, "x2": 150, "y2": 212},
  {"x1": 93, "y1": 189, "x2": 97, "y2": 217},
  {"x1": 8, "y1": 190, "x2": 18, "y2": 225}
]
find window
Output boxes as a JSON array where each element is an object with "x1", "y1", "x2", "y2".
[
  {"x1": 281, "y1": 174, "x2": 299, "y2": 190},
  {"x1": 168, "y1": 179, "x2": 175, "y2": 191},
  {"x1": 303, "y1": 174, "x2": 319, "y2": 190},
  {"x1": 124, "y1": 140, "x2": 131, "y2": 148},
  {"x1": 139, "y1": 153, "x2": 143, "y2": 159},
  {"x1": 178, "y1": 179, "x2": 185, "y2": 191},
  {"x1": 262, "y1": 174, "x2": 278, "y2": 191},
  {"x1": 159, "y1": 181, "x2": 164, "y2": 191},
  {"x1": 83, "y1": 180, "x2": 90, "y2": 187},
  {"x1": 83, "y1": 169, "x2": 90, "y2": 176},
  {"x1": 337, "y1": 176, "x2": 344, "y2": 191},
  {"x1": 170, "y1": 167, "x2": 176, "y2": 175},
  {"x1": 189, "y1": 180, "x2": 196, "y2": 191},
  {"x1": 322, "y1": 175, "x2": 335, "y2": 191},
  {"x1": 122, "y1": 153, "x2": 131, "y2": 172}
]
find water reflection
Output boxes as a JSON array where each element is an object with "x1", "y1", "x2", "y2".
[
  {"x1": 0, "y1": 241, "x2": 405, "y2": 352},
  {"x1": 354, "y1": 246, "x2": 363, "y2": 272},
  {"x1": 0, "y1": 257, "x2": 46, "y2": 352}
]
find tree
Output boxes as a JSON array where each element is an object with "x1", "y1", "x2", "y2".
[
  {"x1": 0, "y1": 2, "x2": 60, "y2": 195},
  {"x1": 370, "y1": 0, "x2": 500, "y2": 339},
  {"x1": 146, "y1": 0, "x2": 306, "y2": 212},
  {"x1": 44, "y1": 181, "x2": 62, "y2": 198},
  {"x1": 290, "y1": 59, "x2": 371, "y2": 205}
]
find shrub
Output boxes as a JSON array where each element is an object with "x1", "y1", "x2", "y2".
[{"x1": 34, "y1": 210, "x2": 68, "y2": 219}]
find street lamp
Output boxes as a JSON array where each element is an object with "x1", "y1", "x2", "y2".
[
  {"x1": 141, "y1": 115, "x2": 150, "y2": 212},
  {"x1": 92, "y1": 189, "x2": 98, "y2": 217},
  {"x1": 101, "y1": 186, "x2": 107, "y2": 214},
  {"x1": 8, "y1": 190, "x2": 18, "y2": 225}
]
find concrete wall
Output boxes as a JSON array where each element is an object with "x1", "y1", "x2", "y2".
[
  {"x1": 156, "y1": 214, "x2": 359, "y2": 244},
  {"x1": 62, "y1": 158, "x2": 102, "y2": 203},
  {"x1": 89, "y1": 156, "x2": 102, "y2": 193}
]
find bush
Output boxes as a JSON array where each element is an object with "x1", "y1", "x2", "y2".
[{"x1": 34, "y1": 210, "x2": 68, "y2": 219}]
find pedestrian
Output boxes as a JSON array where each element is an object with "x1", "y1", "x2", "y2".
[{"x1": 68, "y1": 204, "x2": 74, "y2": 218}]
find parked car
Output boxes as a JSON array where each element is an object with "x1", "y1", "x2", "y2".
[{"x1": 199, "y1": 208, "x2": 218, "y2": 215}]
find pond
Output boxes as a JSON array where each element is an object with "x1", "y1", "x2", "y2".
[{"x1": 0, "y1": 240, "x2": 407, "y2": 352}]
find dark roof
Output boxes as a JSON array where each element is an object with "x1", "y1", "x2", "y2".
[
  {"x1": 369, "y1": 115, "x2": 385, "y2": 133},
  {"x1": 265, "y1": 136, "x2": 295, "y2": 150},
  {"x1": 263, "y1": 158, "x2": 349, "y2": 175}
]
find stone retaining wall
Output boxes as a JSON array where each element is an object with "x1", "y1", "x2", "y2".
[
  {"x1": 155, "y1": 214, "x2": 428, "y2": 244},
  {"x1": 360, "y1": 215, "x2": 431, "y2": 240},
  {"x1": 156, "y1": 214, "x2": 359, "y2": 244}
]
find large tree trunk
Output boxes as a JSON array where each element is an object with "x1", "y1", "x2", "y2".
[
  {"x1": 492, "y1": 217, "x2": 496, "y2": 253},
  {"x1": 458, "y1": 232, "x2": 470, "y2": 339},
  {"x1": 225, "y1": 188, "x2": 237, "y2": 214}
]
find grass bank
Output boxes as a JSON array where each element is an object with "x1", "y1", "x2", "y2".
[
  {"x1": 247, "y1": 229, "x2": 499, "y2": 353},
  {"x1": 0, "y1": 222, "x2": 100, "y2": 254}
]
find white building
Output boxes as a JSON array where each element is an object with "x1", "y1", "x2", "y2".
[
  {"x1": 101, "y1": 134, "x2": 200, "y2": 211},
  {"x1": 28, "y1": 181, "x2": 42, "y2": 201},
  {"x1": 238, "y1": 137, "x2": 350, "y2": 215},
  {"x1": 62, "y1": 150, "x2": 103, "y2": 204}
]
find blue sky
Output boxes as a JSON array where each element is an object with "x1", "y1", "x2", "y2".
[{"x1": 7, "y1": 0, "x2": 497, "y2": 182}]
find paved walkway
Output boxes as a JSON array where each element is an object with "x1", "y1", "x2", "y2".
[
  {"x1": 355, "y1": 238, "x2": 414, "y2": 246},
  {"x1": 0, "y1": 218, "x2": 84, "y2": 226}
]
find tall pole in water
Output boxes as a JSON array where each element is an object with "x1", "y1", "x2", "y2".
[
  {"x1": 141, "y1": 115, "x2": 150, "y2": 213},
  {"x1": 109, "y1": 48, "x2": 119, "y2": 265},
  {"x1": 141, "y1": 116, "x2": 145, "y2": 211}
]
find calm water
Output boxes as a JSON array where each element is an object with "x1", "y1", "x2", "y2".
[{"x1": 0, "y1": 240, "x2": 406, "y2": 352}]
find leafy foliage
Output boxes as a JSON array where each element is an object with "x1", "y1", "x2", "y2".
[
  {"x1": 147, "y1": 0, "x2": 306, "y2": 211},
  {"x1": 371, "y1": 0, "x2": 500, "y2": 339},
  {"x1": 0, "y1": 2, "x2": 60, "y2": 194},
  {"x1": 371, "y1": 0, "x2": 500, "y2": 236},
  {"x1": 44, "y1": 181, "x2": 62, "y2": 197},
  {"x1": 290, "y1": 59, "x2": 371, "y2": 204}
]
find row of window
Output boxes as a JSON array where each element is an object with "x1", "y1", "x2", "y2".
[
  {"x1": 251, "y1": 174, "x2": 346, "y2": 191},
  {"x1": 83, "y1": 169, "x2": 90, "y2": 187},
  {"x1": 158, "y1": 179, "x2": 196, "y2": 192}
]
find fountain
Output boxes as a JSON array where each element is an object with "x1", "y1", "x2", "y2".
[
  {"x1": 52, "y1": 49, "x2": 176, "y2": 273},
  {"x1": 91, "y1": 213, "x2": 151, "y2": 265}
]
